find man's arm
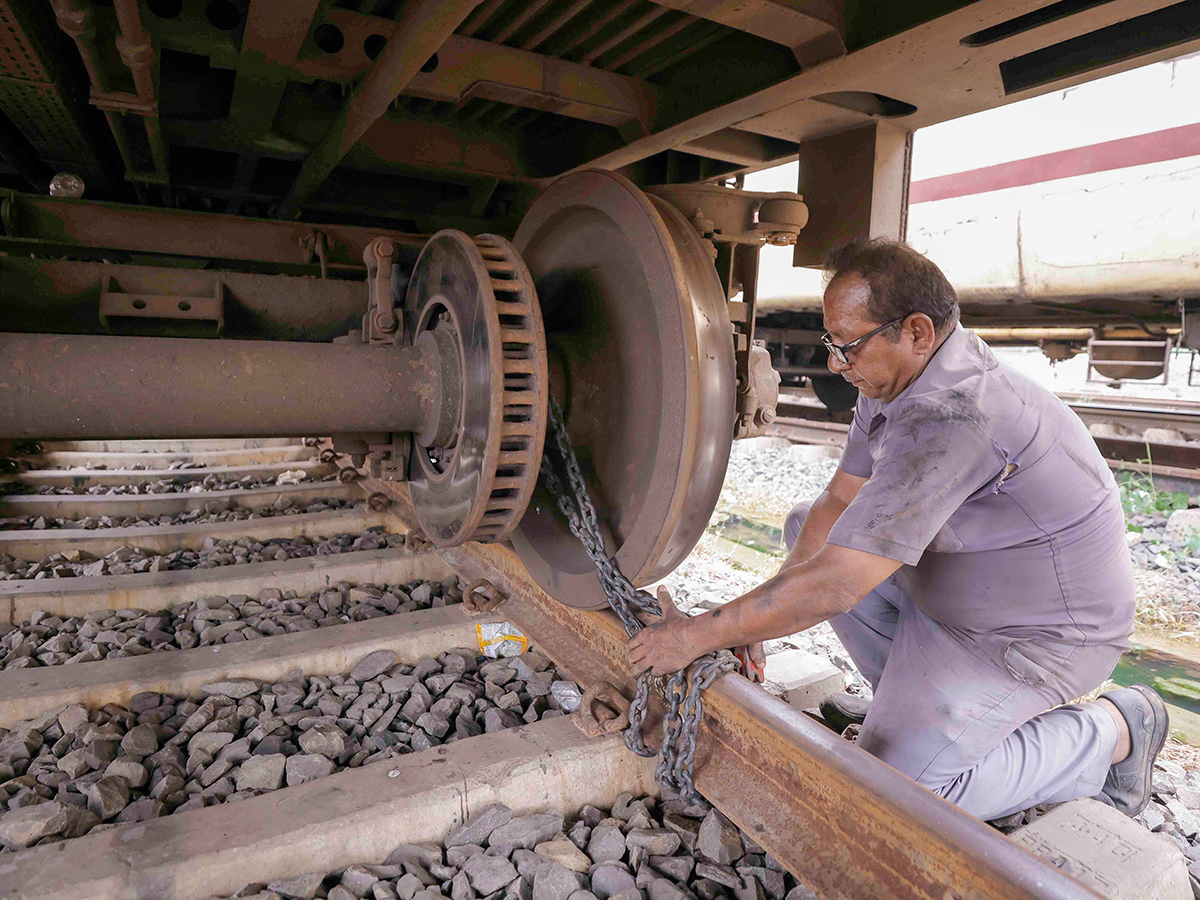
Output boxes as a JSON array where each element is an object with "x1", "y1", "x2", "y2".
[
  {"x1": 629, "y1": 543, "x2": 899, "y2": 676},
  {"x1": 784, "y1": 467, "x2": 868, "y2": 570},
  {"x1": 627, "y1": 468, "x2": 890, "y2": 677}
]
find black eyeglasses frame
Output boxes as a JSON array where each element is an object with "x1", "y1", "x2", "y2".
[{"x1": 821, "y1": 314, "x2": 909, "y2": 364}]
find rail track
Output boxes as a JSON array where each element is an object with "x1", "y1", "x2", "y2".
[
  {"x1": 0, "y1": 438, "x2": 1114, "y2": 900},
  {"x1": 774, "y1": 390, "x2": 1200, "y2": 492}
]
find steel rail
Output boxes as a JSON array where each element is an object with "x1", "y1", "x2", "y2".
[
  {"x1": 768, "y1": 412, "x2": 1200, "y2": 481},
  {"x1": 776, "y1": 394, "x2": 1200, "y2": 466},
  {"x1": 781, "y1": 388, "x2": 1200, "y2": 421},
  {"x1": 359, "y1": 478, "x2": 1101, "y2": 900},
  {"x1": 1066, "y1": 404, "x2": 1200, "y2": 441}
]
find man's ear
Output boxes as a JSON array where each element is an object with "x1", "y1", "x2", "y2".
[{"x1": 907, "y1": 314, "x2": 937, "y2": 356}]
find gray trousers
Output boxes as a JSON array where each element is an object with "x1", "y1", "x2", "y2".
[{"x1": 785, "y1": 502, "x2": 1122, "y2": 821}]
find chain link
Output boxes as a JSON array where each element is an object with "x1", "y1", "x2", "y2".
[{"x1": 539, "y1": 398, "x2": 737, "y2": 802}]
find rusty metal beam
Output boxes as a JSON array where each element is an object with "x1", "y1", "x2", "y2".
[
  {"x1": 580, "y1": 0, "x2": 1200, "y2": 177},
  {"x1": 792, "y1": 120, "x2": 910, "y2": 266},
  {"x1": 166, "y1": 112, "x2": 543, "y2": 182},
  {"x1": 0, "y1": 189, "x2": 423, "y2": 270},
  {"x1": 579, "y1": 5, "x2": 671, "y2": 65},
  {"x1": 0, "y1": 257, "x2": 369, "y2": 341},
  {"x1": 0, "y1": 333, "x2": 442, "y2": 440},
  {"x1": 645, "y1": 0, "x2": 844, "y2": 66},
  {"x1": 400, "y1": 35, "x2": 657, "y2": 129},
  {"x1": 676, "y1": 128, "x2": 796, "y2": 166},
  {"x1": 275, "y1": 0, "x2": 478, "y2": 220},
  {"x1": 375, "y1": 512, "x2": 1101, "y2": 900},
  {"x1": 109, "y1": 0, "x2": 169, "y2": 184},
  {"x1": 227, "y1": 0, "x2": 323, "y2": 141}
]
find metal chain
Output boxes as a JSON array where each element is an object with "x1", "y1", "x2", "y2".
[{"x1": 539, "y1": 397, "x2": 737, "y2": 802}]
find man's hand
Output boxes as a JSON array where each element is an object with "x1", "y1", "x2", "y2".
[{"x1": 627, "y1": 586, "x2": 702, "y2": 677}]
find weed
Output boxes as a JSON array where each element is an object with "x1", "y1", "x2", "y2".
[{"x1": 1117, "y1": 446, "x2": 1190, "y2": 522}]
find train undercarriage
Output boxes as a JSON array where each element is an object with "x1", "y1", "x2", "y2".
[{"x1": 1, "y1": 2, "x2": 1200, "y2": 896}]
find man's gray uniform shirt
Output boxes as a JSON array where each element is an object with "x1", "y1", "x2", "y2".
[{"x1": 829, "y1": 325, "x2": 1135, "y2": 650}]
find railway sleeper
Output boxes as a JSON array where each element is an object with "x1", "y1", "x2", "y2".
[
  {"x1": 35, "y1": 439, "x2": 306, "y2": 454},
  {"x1": 29, "y1": 445, "x2": 317, "y2": 470},
  {"x1": 2, "y1": 459, "x2": 334, "y2": 489}
]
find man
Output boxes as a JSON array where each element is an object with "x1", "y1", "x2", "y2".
[{"x1": 629, "y1": 238, "x2": 1167, "y2": 822}]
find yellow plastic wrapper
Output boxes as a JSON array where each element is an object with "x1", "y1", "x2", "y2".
[{"x1": 476, "y1": 622, "x2": 528, "y2": 658}]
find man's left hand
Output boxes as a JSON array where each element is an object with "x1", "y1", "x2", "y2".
[{"x1": 627, "y1": 586, "x2": 702, "y2": 677}]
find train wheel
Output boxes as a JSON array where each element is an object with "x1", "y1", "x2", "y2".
[
  {"x1": 811, "y1": 374, "x2": 859, "y2": 412},
  {"x1": 509, "y1": 170, "x2": 736, "y2": 610}
]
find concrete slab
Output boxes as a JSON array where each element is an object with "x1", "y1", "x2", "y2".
[
  {"x1": 34, "y1": 445, "x2": 315, "y2": 468},
  {"x1": 1010, "y1": 798, "x2": 1190, "y2": 900},
  {"x1": 0, "y1": 507, "x2": 390, "y2": 560},
  {"x1": 762, "y1": 648, "x2": 843, "y2": 710},
  {"x1": 0, "y1": 716, "x2": 658, "y2": 900},
  {"x1": 0, "y1": 480, "x2": 348, "y2": 518},
  {"x1": 0, "y1": 604, "x2": 494, "y2": 728},
  {"x1": 37, "y1": 438, "x2": 304, "y2": 452},
  {"x1": 0, "y1": 545, "x2": 448, "y2": 623},
  {"x1": 2, "y1": 459, "x2": 332, "y2": 488}
]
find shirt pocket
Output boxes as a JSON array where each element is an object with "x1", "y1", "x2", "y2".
[
  {"x1": 925, "y1": 521, "x2": 964, "y2": 553},
  {"x1": 1002, "y1": 639, "x2": 1069, "y2": 687}
]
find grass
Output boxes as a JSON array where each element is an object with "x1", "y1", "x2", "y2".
[{"x1": 1117, "y1": 452, "x2": 1190, "y2": 524}]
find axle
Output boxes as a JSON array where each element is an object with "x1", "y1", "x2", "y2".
[{"x1": 0, "y1": 332, "x2": 453, "y2": 440}]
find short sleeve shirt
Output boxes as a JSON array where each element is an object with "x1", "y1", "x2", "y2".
[{"x1": 828, "y1": 326, "x2": 1135, "y2": 649}]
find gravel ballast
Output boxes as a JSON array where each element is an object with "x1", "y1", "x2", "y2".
[
  {"x1": 0, "y1": 527, "x2": 402, "y2": 580},
  {"x1": 0, "y1": 576, "x2": 464, "y2": 671},
  {"x1": 0, "y1": 495, "x2": 357, "y2": 532},
  {"x1": 1127, "y1": 513, "x2": 1200, "y2": 590},
  {"x1": 25, "y1": 471, "x2": 337, "y2": 496},
  {"x1": 0, "y1": 649, "x2": 582, "y2": 851},
  {"x1": 210, "y1": 792, "x2": 821, "y2": 900}
]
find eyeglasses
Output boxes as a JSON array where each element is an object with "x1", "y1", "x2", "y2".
[{"x1": 821, "y1": 315, "x2": 909, "y2": 364}]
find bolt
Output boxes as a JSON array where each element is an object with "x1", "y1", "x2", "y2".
[
  {"x1": 367, "y1": 492, "x2": 392, "y2": 512},
  {"x1": 756, "y1": 407, "x2": 776, "y2": 426},
  {"x1": 373, "y1": 309, "x2": 398, "y2": 333}
]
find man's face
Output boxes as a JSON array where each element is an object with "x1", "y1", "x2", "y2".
[{"x1": 822, "y1": 273, "x2": 924, "y2": 402}]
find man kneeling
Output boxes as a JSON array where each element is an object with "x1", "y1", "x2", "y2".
[{"x1": 628, "y1": 238, "x2": 1166, "y2": 822}]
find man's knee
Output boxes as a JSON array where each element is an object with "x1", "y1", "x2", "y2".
[
  {"x1": 858, "y1": 708, "x2": 982, "y2": 795},
  {"x1": 783, "y1": 501, "x2": 812, "y2": 551}
]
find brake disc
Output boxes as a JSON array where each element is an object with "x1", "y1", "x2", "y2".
[
  {"x1": 509, "y1": 170, "x2": 735, "y2": 609},
  {"x1": 404, "y1": 231, "x2": 548, "y2": 546}
]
